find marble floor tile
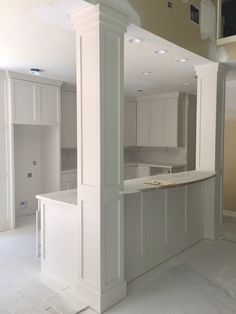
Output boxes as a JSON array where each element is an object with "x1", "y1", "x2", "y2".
[
  {"x1": 223, "y1": 216, "x2": 236, "y2": 243},
  {"x1": 0, "y1": 215, "x2": 88, "y2": 314},
  {"x1": 1, "y1": 215, "x2": 236, "y2": 314}
]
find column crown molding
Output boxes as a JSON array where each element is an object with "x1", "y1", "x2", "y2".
[
  {"x1": 195, "y1": 62, "x2": 228, "y2": 78},
  {"x1": 71, "y1": 3, "x2": 129, "y2": 35}
]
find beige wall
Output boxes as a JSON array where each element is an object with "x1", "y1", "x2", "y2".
[
  {"x1": 224, "y1": 81, "x2": 236, "y2": 212},
  {"x1": 127, "y1": 0, "x2": 212, "y2": 59}
]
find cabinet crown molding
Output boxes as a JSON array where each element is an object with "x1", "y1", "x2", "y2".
[{"x1": 8, "y1": 71, "x2": 63, "y2": 87}]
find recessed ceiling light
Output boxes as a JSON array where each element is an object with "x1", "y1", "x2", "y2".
[
  {"x1": 137, "y1": 89, "x2": 143, "y2": 92},
  {"x1": 29, "y1": 68, "x2": 42, "y2": 76},
  {"x1": 154, "y1": 49, "x2": 168, "y2": 55},
  {"x1": 184, "y1": 82, "x2": 189, "y2": 86},
  {"x1": 176, "y1": 58, "x2": 188, "y2": 63},
  {"x1": 142, "y1": 71, "x2": 152, "y2": 76},
  {"x1": 128, "y1": 37, "x2": 143, "y2": 44}
]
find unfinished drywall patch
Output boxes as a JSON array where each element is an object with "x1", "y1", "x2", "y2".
[{"x1": 31, "y1": 0, "x2": 93, "y2": 31}]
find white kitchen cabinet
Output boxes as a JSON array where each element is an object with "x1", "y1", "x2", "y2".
[
  {"x1": 12, "y1": 80, "x2": 36, "y2": 124},
  {"x1": 137, "y1": 92, "x2": 184, "y2": 148},
  {"x1": 39, "y1": 84, "x2": 60, "y2": 125},
  {"x1": 149, "y1": 99, "x2": 165, "y2": 147},
  {"x1": 61, "y1": 89, "x2": 77, "y2": 148},
  {"x1": 124, "y1": 99, "x2": 136, "y2": 147},
  {"x1": 9, "y1": 73, "x2": 61, "y2": 126},
  {"x1": 137, "y1": 101, "x2": 149, "y2": 147}
]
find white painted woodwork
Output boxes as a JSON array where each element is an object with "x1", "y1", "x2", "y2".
[
  {"x1": 0, "y1": 71, "x2": 12, "y2": 231},
  {"x1": 61, "y1": 89, "x2": 77, "y2": 148},
  {"x1": 149, "y1": 99, "x2": 165, "y2": 146},
  {"x1": 71, "y1": 4, "x2": 129, "y2": 313},
  {"x1": 195, "y1": 63, "x2": 228, "y2": 240},
  {"x1": 9, "y1": 73, "x2": 61, "y2": 126},
  {"x1": 124, "y1": 98, "x2": 136, "y2": 147},
  {"x1": 124, "y1": 181, "x2": 203, "y2": 282},
  {"x1": 36, "y1": 175, "x2": 209, "y2": 301},
  {"x1": 11, "y1": 79, "x2": 36, "y2": 124},
  {"x1": 137, "y1": 93, "x2": 183, "y2": 148},
  {"x1": 137, "y1": 101, "x2": 149, "y2": 147},
  {"x1": 39, "y1": 84, "x2": 60, "y2": 125}
]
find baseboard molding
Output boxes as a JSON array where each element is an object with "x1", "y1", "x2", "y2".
[{"x1": 223, "y1": 210, "x2": 236, "y2": 218}]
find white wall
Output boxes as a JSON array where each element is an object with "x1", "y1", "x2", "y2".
[{"x1": 14, "y1": 125, "x2": 42, "y2": 216}]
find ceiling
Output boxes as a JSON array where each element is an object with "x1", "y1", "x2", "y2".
[{"x1": 0, "y1": 0, "x2": 214, "y2": 97}]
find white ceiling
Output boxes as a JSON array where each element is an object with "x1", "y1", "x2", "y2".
[{"x1": 0, "y1": 0, "x2": 213, "y2": 96}]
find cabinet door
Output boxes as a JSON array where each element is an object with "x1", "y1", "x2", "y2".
[
  {"x1": 39, "y1": 84, "x2": 60, "y2": 125},
  {"x1": 124, "y1": 100, "x2": 136, "y2": 147},
  {"x1": 12, "y1": 79, "x2": 36, "y2": 124},
  {"x1": 61, "y1": 90, "x2": 77, "y2": 148},
  {"x1": 149, "y1": 100, "x2": 165, "y2": 147},
  {"x1": 137, "y1": 102, "x2": 149, "y2": 146},
  {"x1": 164, "y1": 98, "x2": 178, "y2": 147}
]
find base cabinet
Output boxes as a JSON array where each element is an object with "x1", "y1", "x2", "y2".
[{"x1": 124, "y1": 182, "x2": 203, "y2": 282}]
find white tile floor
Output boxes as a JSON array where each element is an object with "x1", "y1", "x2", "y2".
[
  {"x1": 223, "y1": 216, "x2": 236, "y2": 243},
  {"x1": 1, "y1": 215, "x2": 236, "y2": 314},
  {"x1": 0, "y1": 215, "x2": 88, "y2": 314}
]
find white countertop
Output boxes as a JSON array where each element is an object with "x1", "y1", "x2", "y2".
[
  {"x1": 125, "y1": 161, "x2": 186, "y2": 169},
  {"x1": 36, "y1": 189, "x2": 77, "y2": 207},
  {"x1": 122, "y1": 170, "x2": 216, "y2": 194},
  {"x1": 61, "y1": 169, "x2": 77, "y2": 174},
  {"x1": 37, "y1": 171, "x2": 216, "y2": 205}
]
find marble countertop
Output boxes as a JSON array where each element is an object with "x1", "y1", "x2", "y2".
[
  {"x1": 125, "y1": 161, "x2": 186, "y2": 169},
  {"x1": 37, "y1": 171, "x2": 216, "y2": 205},
  {"x1": 61, "y1": 169, "x2": 77, "y2": 174},
  {"x1": 122, "y1": 170, "x2": 216, "y2": 194},
  {"x1": 36, "y1": 189, "x2": 77, "y2": 207}
]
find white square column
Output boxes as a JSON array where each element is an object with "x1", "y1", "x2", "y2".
[
  {"x1": 71, "y1": 4, "x2": 129, "y2": 313},
  {"x1": 195, "y1": 63, "x2": 228, "y2": 240}
]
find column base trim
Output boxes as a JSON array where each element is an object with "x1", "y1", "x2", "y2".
[{"x1": 76, "y1": 281, "x2": 127, "y2": 313}]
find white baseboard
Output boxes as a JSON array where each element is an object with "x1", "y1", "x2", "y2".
[{"x1": 223, "y1": 210, "x2": 236, "y2": 218}]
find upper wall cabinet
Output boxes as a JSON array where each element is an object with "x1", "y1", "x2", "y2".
[
  {"x1": 124, "y1": 98, "x2": 136, "y2": 147},
  {"x1": 9, "y1": 72, "x2": 62, "y2": 126},
  {"x1": 137, "y1": 93, "x2": 185, "y2": 148},
  {"x1": 61, "y1": 88, "x2": 77, "y2": 148}
]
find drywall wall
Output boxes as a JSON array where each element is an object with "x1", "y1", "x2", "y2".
[
  {"x1": 104, "y1": 0, "x2": 217, "y2": 60},
  {"x1": 224, "y1": 80, "x2": 236, "y2": 212},
  {"x1": 14, "y1": 125, "x2": 42, "y2": 216}
]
